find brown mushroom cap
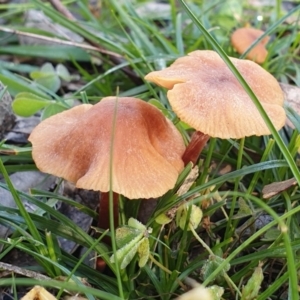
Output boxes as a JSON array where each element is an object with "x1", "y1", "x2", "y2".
[
  {"x1": 29, "y1": 97, "x2": 185, "y2": 199},
  {"x1": 231, "y1": 27, "x2": 270, "y2": 64},
  {"x1": 145, "y1": 50, "x2": 286, "y2": 139}
]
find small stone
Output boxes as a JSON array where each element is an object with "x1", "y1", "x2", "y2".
[
  {"x1": 0, "y1": 171, "x2": 57, "y2": 250},
  {"x1": 4, "y1": 116, "x2": 40, "y2": 144},
  {"x1": 0, "y1": 82, "x2": 15, "y2": 140}
]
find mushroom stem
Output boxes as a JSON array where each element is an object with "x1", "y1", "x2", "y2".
[
  {"x1": 96, "y1": 192, "x2": 119, "y2": 272},
  {"x1": 182, "y1": 131, "x2": 210, "y2": 165},
  {"x1": 98, "y1": 192, "x2": 119, "y2": 240}
]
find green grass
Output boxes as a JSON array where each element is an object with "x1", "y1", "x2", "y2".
[{"x1": 0, "y1": 0, "x2": 300, "y2": 299}]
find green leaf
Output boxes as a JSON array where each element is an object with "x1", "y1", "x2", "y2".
[
  {"x1": 41, "y1": 103, "x2": 68, "y2": 119},
  {"x1": 201, "y1": 255, "x2": 230, "y2": 282},
  {"x1": 40, "y1": 62, "x2": 56, "y2": 74},
  {"x1": 30, "y1": 63, "x2": 56, "y2": 79},
  {"x1": 12, "y1": 93, "x2": 53, "y2": 117},
  {"x1": 206, "y1": 285, "x2": 224, "y2": 300},
  {"x1": 120, "y1": 239, "x2": 142, "y2": 269},
  {"x1": 0, "y1": 46, "x2": 91, "y2": 61},
  {"x1": 262, "y1": 228, "x2": 281, "y2": 242},
  {"x1": 189, "y1": 205, "x2": 203, "y2": 229},
  {"x1": 128, "y1": 217, "x2": 147, "y2": 232},
  {"x1": 35, "y1": 75, "x2": 61, "y2": 93},
  {"x1": 30, "y1": 71, "x2": 49, "y2": 80},
  {"x1": 235, "y1": 198, "x2": 253, "y2": 218},
  {"x1": 56, "y1": 64, "x2": 71, "y2": 81},
  {"x1": 110, "y1": 218, "x2": 152, "y2": 269},
  {"x1": 241, "y1": 265, "x2": 264, "y2": 300},
  {"x1": 155, "y1": 213, "x2": 172, "y2": 225},
  {"x1": 30, "y1": 63, "x2": 56, "y2": 80},
  {"x1": 35, "y1": 74, "x2": 61, "y2": 93},
  {"x1": 110, "y1": 234, "x2": 142, "y2": 269},
  {"x1": 137, "y1": 238, "x2": 150, "y2": 268},
  {"x1": 115, "y1": 226, "x2": 142, "y2": 249},
  {"x1": 176, "y1": 204, "x2": 203, "y2": 230},
  {"x1": 0, "y1": 74, "x2": 49, "y2": 98}
]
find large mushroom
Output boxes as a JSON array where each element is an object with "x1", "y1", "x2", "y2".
[
  {"x1": 28, "y1": 96, "x2": 185, "y2": 267},
  {"x1": 145, "y1": 50, "x2": 286, "y2": 164},
  {"x1": 231, "y1": 27, "x2": 270, "y2": 64}
]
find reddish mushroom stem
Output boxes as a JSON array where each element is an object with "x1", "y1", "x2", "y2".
[
  {"x1": 182, "y1": 131, "x2": 210, "y2": 166},
  {"x1": 96, "y1": 192, "x2": 119, "y2": 271},
  {"x1": 98, "y1": 192, "x2": 119, "y2": 235}
]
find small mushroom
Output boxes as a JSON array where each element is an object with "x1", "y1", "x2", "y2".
[
  {"x1": 145, "y1": 50, "x2": 286, "y2": 164},
  {"x1": 29, "y1": 96, "x2": 185, "y2": 268},
  {"x1": 231, "y1": 27, "x2": 270, "y2": 64}
]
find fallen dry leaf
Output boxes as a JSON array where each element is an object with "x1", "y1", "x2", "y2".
[
  {"x1": 262, "y1": 178, "x2": 297, "y2": 199},
  {"x1": 177, "y1": 286, "x2": 213, "y2": 300},
  {"x1": 21, "y1": 286, "x2": 56, "y2": 300},
  {"x1": 177, "y1": 165, "x2": 199, "y2": 197},
  {"x1": 0, "y1": 262, "x2": 50, "y2": 281}
]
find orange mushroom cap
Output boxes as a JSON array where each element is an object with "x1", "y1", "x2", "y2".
[
  {"x1": 28, "y1": 97, "x2": 185, "y2": 199},
  {"x1": 231, "y1": 27, "x2": 270, "y2": 64},
  {"x1": 145, "y1": 50, "x2": 286, "y2": 139}
]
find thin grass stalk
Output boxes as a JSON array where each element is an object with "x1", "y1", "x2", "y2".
[
  {"x1": 276, "y1": 0, "x2": 283, "y2": 20},
  {"x1": 278, "y1": 132, "x2": 300, "y2": 179},
  {"x1": 109, "y1": 96, "x2": 125, "y2": 298},
  {"x1": 225, "y1": 138, "x2": 245, "y2": 241},
  {"x1": 45, "y1": 231, "x2": 61, "y2": 276},
  {"x1": 29, "y1": 189, "x2": 97, "y2": 217},
  {"x1": 246, "y1": 139, "x2": 275, "y2": 194},
  {"x1": 198, "y1": 137, "x2": 216, "y2": 185},
  {"x1": 0, "y1": 237, "x2": 23, "y2": 260}
]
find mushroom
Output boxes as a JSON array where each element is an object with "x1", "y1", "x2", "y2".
[
  {"x1": 145, "y1": 50, "x2": 286, "y2": 165},
  {"x1": 28, "y1": 96, "x2": 185, "y2": 267},
  {"x1": 231, "y1": 27, "x2": 270, "y2": 64}
]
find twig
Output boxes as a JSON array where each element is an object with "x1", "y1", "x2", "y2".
[
  {"x1": 0, "y1": 262, "x2": 50, "y2": 281},
  {"x1": 0, "y1": 26, "x2": 122, "y2": 58},
  {"x1": 47, "y1": 0, "x2": 76, "y2": 21}
]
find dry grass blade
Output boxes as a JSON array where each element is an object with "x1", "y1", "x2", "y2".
[
  {"x1": 0, "y1": 26, "x2": 121, "y2": 58},
  {"x1": 47, "y1": 0, "x2": 76, "y2": 21},
  {"x1": 0, "y1": 262, "x2": 50, "y2": 281},
  {"x1": 262, "y1": 178, "x2": 298, "y2": 199}
]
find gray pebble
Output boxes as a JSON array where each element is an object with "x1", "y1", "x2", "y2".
[{"x1": 0, "y1": 83, "x2": 15, "y2": 140}]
